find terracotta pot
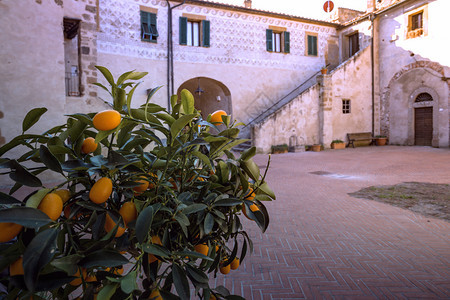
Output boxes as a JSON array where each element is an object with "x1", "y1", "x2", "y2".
[
  {"x1": 376, "y1": 138, "x2": 387, "y2": 146},
  {"x1": 311, "y1": 144, "x2": 321, "y2": 152},
  {"x1": 321, "y1": 69, "x2": 327, "y2": 74},
  {"x1": 331, "y1": 142, "x2": 345, "y2": 149}
]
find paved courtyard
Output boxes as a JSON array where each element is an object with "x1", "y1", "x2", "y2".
[{"x1": 213, "y1": 146, "x2": 450, "y2": 299}]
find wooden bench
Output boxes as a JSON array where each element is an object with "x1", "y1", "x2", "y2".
[{"x1": 346, "y1": 132, "x2": 375, "y2": 148}]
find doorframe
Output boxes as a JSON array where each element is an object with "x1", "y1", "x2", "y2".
[{"x1": 408, "y1": 86, "x2": 439, "y2": 146}]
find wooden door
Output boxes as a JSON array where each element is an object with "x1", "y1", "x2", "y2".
[{"x1": 414, "y1": 107, "x2": 433, "y2": 146}]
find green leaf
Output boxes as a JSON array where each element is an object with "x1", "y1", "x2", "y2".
[
  {"x1": 155, "y1": 112, "x2": 176, "y2": 126},
  {"x1": 126, "y1": 83, "x2": 140, "y2": 118},
  {"x1": 95, "y1": 127, "x2": 117, "y2": 144},
  {"x1": 23, "y1": 227, "x2": 58, "y2": 291},
  {"x1": 0, "y1": 207, "x2": 52, "y2": 228},
  {"x1": 240, "y1": 146, "x2": 256, "y2": 161},
  {"x1": 9, "y1": 160, "x2": 42, "y2": 187},
  {"x1": 180, "y1": 89, "x2": 195, "y2": 115},
  {"x1": 50, "y1": 254, "x2": 83, "y2": 274},
  {"x1": 79, "y1": 249, "x2": 128, "y2": 268},
  {"x1": 25, "y1": 188, "x2": 51, "y2": 208},
  {"x1": 135, "y1": 206, "x2": 154, "y2": 244},
  {"x1": 212, "y1": 198, "x2": 243, "y2": 207},
  {"x1": 39, "y1": 145, "x2": 63, "y2": 173},
  {"x1": 170, "y1": 114, "x2": 198, "y2": 145},
  {"x1": 185, "y1": 264, "x2": 209, "y2": 283},
  {"x1": 22, "y1": 107, "x2": 47, "y2": 133},
  {"x1": 93, "y1": 82, "x2": 111, "y2": 94},
  {"x1": 204, "y1": 213, "x2": 214, "y2": 235},
  {"x1": 142, "y1": 244, "x2": 171, "y2": 258},
  {"x1": 172, "y1": 264, "x2": 190, "y2": 300},
  {"x1": 116, "y1": 70, "x2": 134, "y2": 86},
  {"x1": 182, "y1": 203, "x2": 207, "y2": 215},
  {"x1": 175, "y1": 251, "x2": 213, "y2": 262},
  {"x1": 171, "y1": 94, "x2": 178, "y2": 109},
  {"x1": 257, "y1": 181, "x2": 276, "y2": 200},
  {"x1": 114, "y1": 87, "x2": 126, "y2": 111},
  {"x1": 66, "y1": 113, "x2": 93, "y2": 125},
  {"x1": 240, "y1": 159, "x2": 260, "y2": 181},
  {"x1": 225, "y1": 296, "x2": 246, "y2": 300},
  {"x1": 120, "y1": 270, "x2": 138, "y2": 294},
  {"x1": 35, "y1": 271, "x2": 76, "y2": 292},
  {"x1": 97, "y1": 284, "x2": 118, "y2": 300},
  {"x1": 96, "y1": 66, "x2": 115, "y2": 87},
  {"x1": 219, "y1": 128, "x2": 239, "y2": 139},
  {"x1": 0, "y1": 191, "x2": 21, "y2": 204}
]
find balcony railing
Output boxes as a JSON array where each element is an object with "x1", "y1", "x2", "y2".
[{"x1": 65, "y1": 72, "x2": 80, "y2": 96}]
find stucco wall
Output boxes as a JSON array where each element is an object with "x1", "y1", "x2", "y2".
[
  {"x1": 377, "y1": 0, "x2": 449, "y2": 147},
  {"x1": 97, "y1": 0, "x2": 337, "y2": 125},
  {"x1": 252, "y1": 84, "x2": 321, "y2": 153}
]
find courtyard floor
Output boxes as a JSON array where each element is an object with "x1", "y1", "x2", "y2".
[{"x1": 213, "y1": 146, "x2": 450, "y2": 299}]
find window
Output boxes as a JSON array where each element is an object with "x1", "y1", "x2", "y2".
[
  {"x1": 342, "y1": 99, "x2": 351, "y2": 114},
  {"x1": 348, "y1": 32, "x2": 359, "y2": 57},
  {"x1": 266, "y1": 29, "x2": 290, "y2": 53},
  {"x1": 415, "y1": 93, "x2": 433, "y2": 102},
  {"x1": 141, "y1": 11, "x2": 158, "y2": 42},
  {"x1": 306, "y1": 34, "x2": 317, "y2": 56},
  {"x1": 406, "y1": 5, "x2": 428, "y2": 39},
  {"x1": 179, "y1": 17, "x2": 210, "y2": 47},
  {"x1": 63, "y1": 18, "x2": 80, "y2": 97}
]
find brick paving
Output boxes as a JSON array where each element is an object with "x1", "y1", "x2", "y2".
[{"x1": 213, "y1": 146, "x2": 450, "y2": 299}]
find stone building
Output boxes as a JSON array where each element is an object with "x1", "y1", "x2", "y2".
[{"x1": 0, "y1": 0, "x2": 448, "y2": 160}]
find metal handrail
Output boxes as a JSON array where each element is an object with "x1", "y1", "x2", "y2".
[{"x1": 244, "y1": 66, "x2": 328, "y2": 128}]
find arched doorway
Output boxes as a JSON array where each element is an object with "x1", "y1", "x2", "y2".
[
  {"x1": 414, "y1": 93, "x2": 433, "y2": 146},
  {"x1": 177, "y1": 77, "x2": 232, "y2": 119}
]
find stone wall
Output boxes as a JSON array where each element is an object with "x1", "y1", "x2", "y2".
[{"x1": 97, "y1": 0, "x2": 337, "y2": 124}]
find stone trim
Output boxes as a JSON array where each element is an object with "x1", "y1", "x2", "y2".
[
  {"x1": 140, "y1": 5, "x2": 158, "y2": 14},
  {"x1": 182, "y1": 13, "x2": 206, "y2": 20}
]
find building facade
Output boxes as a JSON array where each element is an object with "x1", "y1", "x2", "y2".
[{"x1": 0, "y1": 0, "x2": 448, "y2": 164}]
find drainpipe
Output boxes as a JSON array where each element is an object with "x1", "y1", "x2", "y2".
[
  {"x1": 370, "y1": 12, "x2": 376, "y2": 136},
  {"x1": 166, "y1": 0, "x2": 185, "y2": 112}
]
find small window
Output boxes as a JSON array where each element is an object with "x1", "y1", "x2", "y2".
[
  {"x1": 306, "y1": 34, "x2": 318, "y2": 56},
  {"x1": 415, "y1": 93, "x2": 433, "y2": 102},
  {"x1": 406, "y1": 6, "x2": 427, "y2": 39},
  {"x1": 63, "y1": 18, "x2": 81, "y2": 97},
  {"x1": 141, "y1": 11, "x2": 158, "y2": 43},
  {"x1": 411, "y1": 12, "x2": 423, "y2": 31},
  {"x1": 180, "y1": 17, "x2": 210, "y2": 47},
  {"x1": 348, "y1": 32, "x2": 359, "y2": 57},
  {"x1": 342, "y1": 99, "x2": 351, "y2": 114},
  {"x1": 266, "y1": 29, "x2": 290, "y2": 53}
]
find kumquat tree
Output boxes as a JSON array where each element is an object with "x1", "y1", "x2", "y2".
[{"x1": 0, "y1": 66, "x2": 275, "y2": 299}]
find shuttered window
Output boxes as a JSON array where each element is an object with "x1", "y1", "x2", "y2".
[
  {"x1": 266, "y1": 29, "x2": 289, "y2": 53},
  {"x1": 141, "y1": 11, "x2": 158, "y2": 43},
  {"x1": 307, "y1": 35, "x2": 317, "y2": 56},
  {"x1": 180, "y1": 17, "x2": 210, "y2": 47}
]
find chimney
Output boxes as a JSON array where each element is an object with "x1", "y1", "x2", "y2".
[
  {"x1": 244, "y1": 0, "x2": 252, "y2": 9},
  {"x1": 367, "y1": 0, "x2": 376, "y2": 12}
]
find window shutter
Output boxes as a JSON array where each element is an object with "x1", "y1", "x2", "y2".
[
  {"x1": 202, "y1": 20, "x2": 210, "y2": 47},
  {"x1": 313, "y1": 36, "x2": 318, "y2": 55},
  {"x1": 307, "y1": 35, "x2": 312, "y2": 55},
  {"x1": 266, "y1": 29, "x2": 273, "y2": 52},
  {"x1": 284, "y1": 31, "x2": 290, "y2": 53},
  {"x1": 150, "y1": 13, "x2": 158, "y2": 37},
  {"x1": 179, "y1": 17, "x2": 187, "y2": 45},
  {"x1": 141, "y1": 11, "x2": 149, "y2": 41}
]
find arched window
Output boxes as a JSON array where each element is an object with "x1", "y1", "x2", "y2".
[{"x1": 415, "y1": 93, "x2": 433, "y2": 102}]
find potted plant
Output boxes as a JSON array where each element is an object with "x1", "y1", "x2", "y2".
[
  {"x1": 375, "y1": 135, "x2": 387, "y2": 146},
  {"x1": 271, "y1": 144, "x2": 288, "y2": 154},
  {"x1": 0, "y1": 66, "x2": 276, "y2": 299},
  {"x1": 320, "y1": 66, "x2": 327, "y2": 74},
  {"x1": 331, "y1": 139, "x2": 345, "y2": 149},
  {"x1": 311, "y1": 144, "x2": 322, "y2": 152}
]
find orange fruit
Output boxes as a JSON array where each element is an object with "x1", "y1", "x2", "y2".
[
  {"x1": 54, "y1": 189, "x2": 70, "y2": 203},
  {"x1": 230, "y1": 257, "x2": 240, "y2": 270},
  {"x1": 89, "y1": 177, "x2": 113, "y2": 204},
  {"x1": 105, "y1": 266, "x2": 124, "y2": 275},
  {"x1": 242, "y1": 203, "x2": 259, "y2": 220},
  {"x1": 10, "y1": 257, "x2": 24, "y2": 276},
  {"x1": 38, "y1": 193, "x2": 63, "y2": 221},
  {"x1": 210, "y1": 110, "x2": 227, "y2": 124},
  {"x1": 219, "y1": 263, "x2": 231, "y2": 275},
  {"x1": 92, "y1": 110, "x2": 121, "y2": 131},
  {"x1": 210, "y1": 295, "x2": 217, "y2": 300},
  {"x1": 104, "y1": 213, "x2": 126, "y2": 238},
  {"x1": 133, "y1": 179, "x2": 149, "y2": 194},
  {"x1": 0, "y1": 222, "x2": 23, "y2": 243},
  {"x1": 70, "y1": 268, "x2": 96, "y2": 286},
  {"x1": 119, "y1": 201, "x2": 137, "y2": 224},
  {"x1": 194, "y1": 244, "x2": 209, "y2": 256},
  {"x1": 81, "y1": 137, "x2": 98, "y2": 154},
  {"x1": 149, "y1": 289, "x2": 162, "y2": 300}
]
